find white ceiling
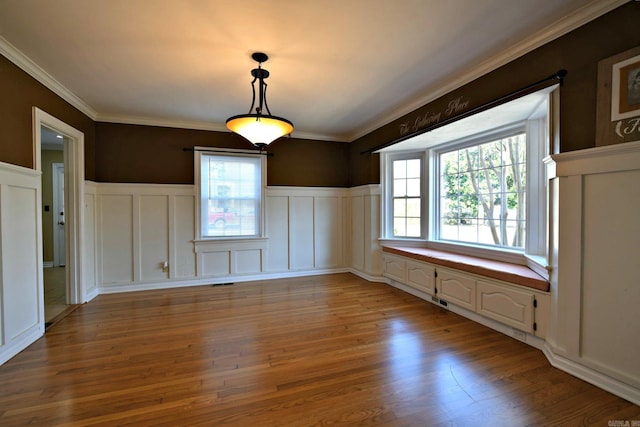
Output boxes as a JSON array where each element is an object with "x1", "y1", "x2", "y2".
[{"x1": 0, "y1": 0, "x2": 624, "y2": 142}]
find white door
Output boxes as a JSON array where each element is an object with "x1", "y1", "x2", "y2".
[{"x1": 53, "y1": 163, "x2": 65, "y2": 267}]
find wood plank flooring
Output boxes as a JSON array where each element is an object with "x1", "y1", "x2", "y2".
[
  {"x1": 44, "y1": 266, "x2": 70, "y2": 324},
  {"x1": 0, "y1": 273, "x2": 637, "y2": 426}
]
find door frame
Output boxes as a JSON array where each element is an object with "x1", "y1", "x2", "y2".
[
  {"x1": 52, "y1": 162, "x2": 65, "y2": 267},
  {"x1": 33, "y1": 107, "x2": 84, "y2": 305}
]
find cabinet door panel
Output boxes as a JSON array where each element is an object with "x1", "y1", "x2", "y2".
[
  {"x1": 383, "y1": 254, "x2": 406, "y2": 282},
  {"x1": 437, "y1": 269, "x2": 476, "y2": 310},
  {"x1": 406, "y1": 260, "x2": 435, "y2": 294},
  {"x1": 477, "y1": 280, "x2": 534, "y2": 332}
]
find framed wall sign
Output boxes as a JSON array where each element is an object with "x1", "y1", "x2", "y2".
[
  {"x1": 596, "y1": 46, "x2": 640, "y2": 146},
  {"x1": 611, "y1": 53, "x2": 640, "y2": 121}
]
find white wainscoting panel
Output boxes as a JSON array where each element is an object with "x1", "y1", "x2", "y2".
[
  {"x1": 235, "y1": 249, "x2": 262, "y2": 274},
  {"x1": 349, "y1": 185, "x2": 382, "y2": 280},
  {"x1": 99, "y1": 194, "x2": 134, "y2": 285},
  {"x1": 4, "y1": 185, "x2": 40, "y2": 337},
  {"x1": 351, "y1": 195, "x2": 365, "y2": 271},
  {"x1": 96, "y1": 184, "x2": 195, "y2": 292},
  {"x1": 89, "y1": 184, "x2": 379, "y2": 291},
  {"x1": 364, "y1": 193, "x2": 382, "y2": 276},
  {"x1": 547, "y1": 140, "x2": 640, "y2": 404},
  {"x1": 173, "y1": 195, "x2": 196, "y2": 278},
  {"x1": 265, "y1": 187, "x2": 350, "y2": 275},
  {"x1": 0, "y1": 162, "x2": 44, "y2": 365},
  {"x1": 199, "y1": 251, "x2": 230, "y2": 276},
  {"x1": 265, "y1": 195, "x2": 289, "y2": 272},
  {"x1": 315, "y1": 196, "x2": 343, "y2": 269},
  {"x1": 290, "y1": 196, "x2": 315, "y2": 270},
  {"x1": 195, "y1": 238, "x2": 267, "y2": 278},
  {"x1": 83, "y1": 184, "x2": 98, "y2": 300},
  {"x1": 139, "y1": 195, "x2": 169, "y2": 282},
  {"x1": 581, "y1": 169, "x2": 640, "y2": 388}
]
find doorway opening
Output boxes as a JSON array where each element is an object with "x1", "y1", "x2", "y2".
[
  {"x1": 40, "y1": 127, "x2": 70, "y2": 325},
  {"x1": 34, "y1": 108, "x2": 85, "y2": 330}
]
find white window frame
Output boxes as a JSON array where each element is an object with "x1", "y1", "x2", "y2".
[
  {"x1": 382, "y1": 151, "x2": 427, "y2": 239},
  {"x1": 431, "y1": 123, "x2": 528, "y2": 251},
  {"x1": 380, "y1": 88, "x2": 555, "y2": 269},
  {"x1": 194, "y1": 148, "x2": 267, "y2": 240}
]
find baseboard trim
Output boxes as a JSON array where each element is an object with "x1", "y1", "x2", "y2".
[
  {"x1": 349, "y1": 269, "x2": 386, "y2": 283},
  {"x1": 542, "y1": 343, "x2": 640, "y2": 406},
  {"x1": 0, "y1": 324, "x2": 44, "y2": 366},
  {"x1": 83, "y1": 287, "x2": 99, "y2": 303},
  {"x1": 98, "y1": 268, "x2": 353, "y2": 294}
]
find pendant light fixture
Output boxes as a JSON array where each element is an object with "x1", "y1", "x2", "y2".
[{"x1": 226, "y1": 52, "x2": 294, "y2": 148}]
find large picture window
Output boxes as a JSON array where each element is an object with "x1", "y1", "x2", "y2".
[
  {"x1": 438, "y1": 132, "x2": 526, "y2": 249},
  {"x1": 198, "y1": 151, "x2": 263, "y2": 238}
]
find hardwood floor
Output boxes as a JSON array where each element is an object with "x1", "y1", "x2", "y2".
[
  {"x1": 0, "y1": 273, "x2": 637, "y2": 426},
  {"x1": 44, "y1": 266, "x2": 69, "y2": 324}
]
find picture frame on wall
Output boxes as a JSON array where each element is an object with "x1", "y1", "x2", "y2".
[
  {"x1": 596, "y1": 46, "x2": 640, "y2": 146},
  {"x1": 611, "y1": 53, "x2": 640, "y2": 121}
]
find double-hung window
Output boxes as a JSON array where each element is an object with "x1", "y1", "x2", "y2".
[
  {"x1": 196, "y1": 150, "x2": 265, "y2": 239},
  {"x1": 380, "y1": 87, "x2": 556, "y2": 264},
  {"x1": 391, "y1": 156, "x2": 423, "y2": 238}
]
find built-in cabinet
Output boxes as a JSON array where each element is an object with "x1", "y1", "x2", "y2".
[
  {"x1": 406, "y1": 260, "x2": 435, "y2": 294},
  {"x1": 383, "y1": 253, "x2": 548, "y2": 338},
  {"x1": 436, "y1": 267, "x2": 476, "y2": 312},
  {"x1": 476, "y1": 279, "x2": 535, "y2": 333},
  {"x1": 382, "y1": 254, "x2": 405, "y2": 283}
]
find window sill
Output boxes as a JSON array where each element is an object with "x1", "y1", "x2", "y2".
[
  {"x1": 194, "y1": 236, "x2": 266, "y2": 243},
  {"x1": 379, "y1": 238, "x2": 525, "y2": 265},
  {"x1": 524, "y1": 253, "x2": 550, "y2": 280}
]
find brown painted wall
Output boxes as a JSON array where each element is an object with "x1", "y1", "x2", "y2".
[
  {"x1": 0, "y1": 55, "x2": 96, "y2": 178},
  {"x1": 95, "y1": 122, "x2": 349, "y2": 186},
  {"x1": 267, "y1": 137, "x2": 349, "y2": 187},
  {"x1": 95, "y1": 123, "x2": 241, "y2": 184},
  {"x1": 349, "y1": 2, "x2": 640, "y2": 187}
]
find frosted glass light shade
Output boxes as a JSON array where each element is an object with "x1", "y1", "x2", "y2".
[{"x1": 226, "y1": 114, "x2": 294, "y2": 146}]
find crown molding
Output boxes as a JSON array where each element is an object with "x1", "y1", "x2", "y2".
[
  {"x1": 0, "y1": 35, "x2": 97, "y2": 120},
  {"x1": 95, "y1": 113, "x2": 228, "y2": 133},
  {"x1": 347, "y1": 0, "x2": 628, "y2": 142},
  {"x1": 290, "y1": 130, "x2": 349, "y2": 143}
]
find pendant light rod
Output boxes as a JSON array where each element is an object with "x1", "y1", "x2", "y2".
[{"x1": 248, "y1": 52, "x2": 270, "y2": 115}]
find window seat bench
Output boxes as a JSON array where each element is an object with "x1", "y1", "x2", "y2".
[
  {"x1": 382, "y1": 246, "x2": 549, "y2": 292},
  {"x1": 382, "y1": 245, "x2": 551, "y2": 338}
]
